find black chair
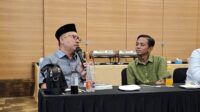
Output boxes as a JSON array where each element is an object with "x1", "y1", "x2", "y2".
[
  {"x1": 121, "y1": 68, "x2": 128, "y2": 85},
  {"x1": 173, "y1": 68, "x2": 188, "y2": 83}
]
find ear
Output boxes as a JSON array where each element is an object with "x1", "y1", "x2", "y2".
[
  {"x1": 59, "y1": 36, "x2": 64, "y2": 44},
  {"x1": 148, "y1": 46, "x2": 153, "y2": 53}
]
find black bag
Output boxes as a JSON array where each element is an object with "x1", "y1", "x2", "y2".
[{"x1": 40, "y1": 64, "x2": 68, "y2": 95}]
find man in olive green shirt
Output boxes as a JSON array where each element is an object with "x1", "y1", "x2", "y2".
[{"x1": 127, "y1": 34, "x2": 168, "y2": 85}]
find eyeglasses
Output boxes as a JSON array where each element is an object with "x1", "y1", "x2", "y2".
[{"x1": 64, "y1": 35, "x2": 81, "y2": 41}]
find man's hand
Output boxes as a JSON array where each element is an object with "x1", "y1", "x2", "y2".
[
  {"x1": 80, "y1": 61, "x2": 94, "y2": 80},
  {"x1": 40, "y1": 83, "x2": 47, "y2": 89},
  {"x1": 155, "y1": 79, "x2": 165, "y2": 85}
]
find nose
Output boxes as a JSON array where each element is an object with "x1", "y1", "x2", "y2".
[
  {"x1": 75, "y1": 39, "x2": 81, "y2": 45},
  {"x1": 75, "y1": 38, "x2": 80, "y2": 42}
]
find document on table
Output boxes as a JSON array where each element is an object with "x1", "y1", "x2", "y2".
[{"x1": 95, "y1": 83, "x2": 113, "y2": 90}]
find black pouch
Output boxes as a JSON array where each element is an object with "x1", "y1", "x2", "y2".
[{"x1": 40, "y1": 64, "x2": 68, "y2": 95}]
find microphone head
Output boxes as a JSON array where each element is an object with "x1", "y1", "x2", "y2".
[
  {"x1": 75, "y1": 47, "x2": 86, "y2": 63},
  {"x1": 75, "y1": 47, "x2": 82, "y2": 53}
]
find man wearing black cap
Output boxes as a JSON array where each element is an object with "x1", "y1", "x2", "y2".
[{"x1": 39, "y1": 23, "x2": 86, "y2": 89}]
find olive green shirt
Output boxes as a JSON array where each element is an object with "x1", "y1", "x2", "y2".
[{"x1": 127, "y1": 55, "x2": 168, "y2": 85}]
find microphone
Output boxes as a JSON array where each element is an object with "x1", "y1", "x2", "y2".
[{"x1": 75, "y1": 47, "x2": 86, "y2": 66}]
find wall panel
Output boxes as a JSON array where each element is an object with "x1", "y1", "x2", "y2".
[
  {"x1": 127, "y1": 0, "x2": 163, "y2": 56},
  {"x1": 87, "y1": 0, "x2": 126, "y2": 51},
  {"x1": 198, "y1": 1, "x2": 200, "y2": 48},
  {"x1": 163, "y1": 0, "x2": 198, "y2": 61},
  {"x1": 0, "y1": 0, "x2": 43, "y2": 79}
]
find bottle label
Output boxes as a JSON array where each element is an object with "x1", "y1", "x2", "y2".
[
  {"x1": 86, "y1": 80, "x2": 95, "y2": 92},
  {"x1": 86, "y1": 80, "x2": 91, "y2": 90}
]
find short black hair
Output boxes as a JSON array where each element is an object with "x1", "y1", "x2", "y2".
[{"x1": 137, "y1": 34, "x2": 155, "y2": 47}]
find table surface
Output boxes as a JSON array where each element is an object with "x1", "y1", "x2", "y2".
[
  {"x1": 40, "y1": 84, "x2": 199, "y2": 97},
  {"x1": 39, "y1": 84, "x2": 200, "y2": 112}
]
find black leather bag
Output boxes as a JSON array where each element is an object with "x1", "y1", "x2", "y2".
[{"x1": 40, "y1": 64, "x2": 68, "y2": 95}]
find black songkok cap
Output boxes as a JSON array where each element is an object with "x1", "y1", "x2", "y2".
[{"x1": 55, "y1": 23, "x2": 77, "y2": 40}]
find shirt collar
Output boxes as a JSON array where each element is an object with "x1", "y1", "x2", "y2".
[
  {"x1": 135, "y1": 55, "x2": 153, "y2": 65},
  {"x1": 55, "y1": 49, "x2": 78, "y2": 59},
  {"x1": 55, "y1": 49, "x2": 66, "y2": 58}
]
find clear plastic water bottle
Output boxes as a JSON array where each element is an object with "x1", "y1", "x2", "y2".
[
  {"x1": 86, "y1": 64, "x2": 95, "y2": 92},
  {"x1": 70, "y1": 67, "x2": 79, "y2": 94}
]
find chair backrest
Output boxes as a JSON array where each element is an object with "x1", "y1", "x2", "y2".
[
  {"x1": 173, "y1": 68, "x2": 188, "y2": 83},
  {"x1": 121, "y1": 68, "x2": 127, "y2": 85}
]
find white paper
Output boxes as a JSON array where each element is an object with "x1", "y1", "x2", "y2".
[{"x1": 95, "y1": 84, "x2": 113, "y2": 90}]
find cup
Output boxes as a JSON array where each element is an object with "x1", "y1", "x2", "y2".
[{"x1": 165, "y1": 76, "x2": 173, "y2": 87}]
